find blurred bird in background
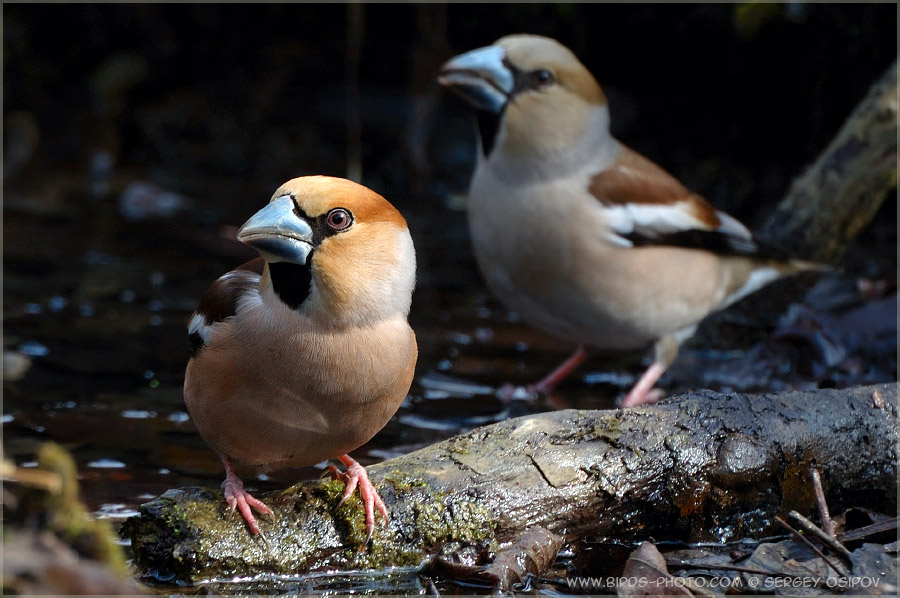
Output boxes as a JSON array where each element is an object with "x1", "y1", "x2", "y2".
[{"x1": 439, "y1": 34, "x2": 825, "y2": 407}]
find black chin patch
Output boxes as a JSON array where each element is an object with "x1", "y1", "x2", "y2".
[
  {"x1": 269, "y1": 260, "x2": 312, "y2": 310},
  {"x1": 476, "y1": 109, "x2": 502, "y2": 157}
]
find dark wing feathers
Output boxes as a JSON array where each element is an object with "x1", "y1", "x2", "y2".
[
  {"x1": 621, "y1": 228, "x2": 762, "y2": 256},
  {"x1": 588, "y1": 147, "x2": 763, "y2": 256},
  {"x1": 188, "y1": 257, "x2": 264, "y2": 355}
]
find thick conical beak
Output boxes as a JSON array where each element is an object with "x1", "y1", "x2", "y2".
[
  {"x1": 438, "y1": 45, "x2": 513, "y2": 114},
  {"x1": 237, "y1": 195, "x2": 314, "y2": 265}
]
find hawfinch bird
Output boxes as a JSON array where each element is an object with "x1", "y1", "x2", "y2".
[
  {"x1": 438, "y1": 34, "x2": 822, "y2": 407},
  {"x1": 184, "y1": 176, "x2": 417, "y2": 542}
]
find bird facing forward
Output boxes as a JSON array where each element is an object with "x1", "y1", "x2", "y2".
[
  {"x1": 184, "y1": 176, "x2": 417, "y2": 542},
  {"x1": 439, "y1": 34, "x2": 822, "y2": 407}
]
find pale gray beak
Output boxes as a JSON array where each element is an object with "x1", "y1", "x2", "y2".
[
  {"x1": 438, "y1": 45, "x2": 513, "y2": 114},
  {"x1": 237, "y1": 195, "x2": 314, "y2": 265}
]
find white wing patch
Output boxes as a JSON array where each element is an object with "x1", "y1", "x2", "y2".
[
  {"x1": 603, "y1": 200, "x2": 716, "y2": 242},
  {"x1": 188, "y1": 313, "x2": 212, "y2": 344},
  {"x1": 187, "y1": 268, "x2": 263, "y2": 349},
  {"x1": 602, "y1": 200, "x2": 754, "y2": 248}
]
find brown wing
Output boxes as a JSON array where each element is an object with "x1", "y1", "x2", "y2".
[
  {"x1": 588, "y1": 147, "x2": 757, "y2": 254},
  {"x1": 188, "y1": 257, "x2": 264, "y2": 354},
  {"x1": 588, "y1": 146, "x2": 722, "y2": 228}
]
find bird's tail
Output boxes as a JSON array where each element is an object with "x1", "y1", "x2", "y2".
[
  {"x1": 720, "y1": 256, "x2": 833, "y2": 310},
  {"x1": 775, "y1": 258, "x2": 834, "y2": 276}
]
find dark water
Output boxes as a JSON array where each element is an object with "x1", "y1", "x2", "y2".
[{"x1": 3, "y1": 3, "x2": 897, "y2": 593}]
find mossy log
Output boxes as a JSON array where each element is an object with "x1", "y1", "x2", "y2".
[
  {"x1": 759, "y1": 59, "x2": 898, "y2": 261},
  {"x1": 124, "y1": 383, "x2": 897, "y2": 583}
]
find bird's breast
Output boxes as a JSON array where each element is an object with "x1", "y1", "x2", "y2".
[{"x1": 184, "y1": 312, "x2": 416, "y2": 470}]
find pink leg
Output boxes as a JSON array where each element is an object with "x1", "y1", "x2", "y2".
[
  {"x1": 499, "y1": 345, "x2": 588, "y2": 400},
  {"x1": 532, "y1": 344, "x2": 588, "y2": 395},
  {"x1": 619, "y1": 361, "x2": 667, "y2": 408},
  {"x1": 221, "y1": 456, "x2": 274, "y2": 539},
  {"x1": 327, "y1": 454, "x2": 389, "y2": 543}
]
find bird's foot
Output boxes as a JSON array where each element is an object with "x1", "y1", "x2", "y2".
[
  {"x1": 327, "y1": 455, "x2": 389, "y2": 544},
  {"x1": 618, "y1": 361, "x2": 668, "y2": 408},
  {"x1": 496, "y1": 345, "x2": 589, "y2": 402},
  {"x1": 222, "y1": 460, "x2": 275, "y2": 543},
  {"x1": 496, "y1": 382, "x2": 541, "y2": 402},
  {"x1": 618, "y1": 386, "x2": 666, "y2": 408}
]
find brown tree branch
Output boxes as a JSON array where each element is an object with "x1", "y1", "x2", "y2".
[
  {"x1": 124, "y1": 383, "x2": 897, "y2": 583},
  {"x1": 759, "y1": 59, "x2": 898, "y2": 261}
]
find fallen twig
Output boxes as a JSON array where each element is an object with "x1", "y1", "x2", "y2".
[
  {"x1": 838, "y1": 517, "x2": 898, "y2": 545},
  {"x1": 775, "y1": 516, "x2": 847, "y2": 578},
  {"x1": 787, "y1": 510, "x2": 853, "y2": 565},
  {"x1": 809, "y1": 468, "x2": 836, "y2": 537}
]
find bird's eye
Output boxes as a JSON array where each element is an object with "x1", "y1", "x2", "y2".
[
  {"x1": 326, "y1": 208, "x2": 353, "y2": 231},
  {"x1": 531, "y1": 69, "x2": 555, "y2": 87}
]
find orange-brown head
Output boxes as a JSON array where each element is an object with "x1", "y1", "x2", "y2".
[{"x1": 238, "y1": 176, "x2": 415, "y2": 325}]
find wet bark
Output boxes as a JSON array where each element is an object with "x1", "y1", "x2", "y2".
[
  {"x1": 124, "y1": 383, "x2": 897, "y2": 583},
  {"x1": 759, "y1": 59, "x2": 898, "y2": 261}
]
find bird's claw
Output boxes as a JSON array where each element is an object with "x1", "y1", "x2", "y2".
[
  {"x1": 324, "y1": 465, "x2": 358, "y2": 509},
  {"x1": 321, "y1": 464, "x2": 345, "y2": 481},
  {"x1": 256, "y1": 527, "x2": 272, "y2": 550},
  {"x1": 330, "y1": 456, "x2": 390, "y2": 544},
  {"x1": 337, "y1": 474, "x2": 359, "y2": 509},
  {"x1": 222, "y1": 476, "x2": 274, "y2": 537}
]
